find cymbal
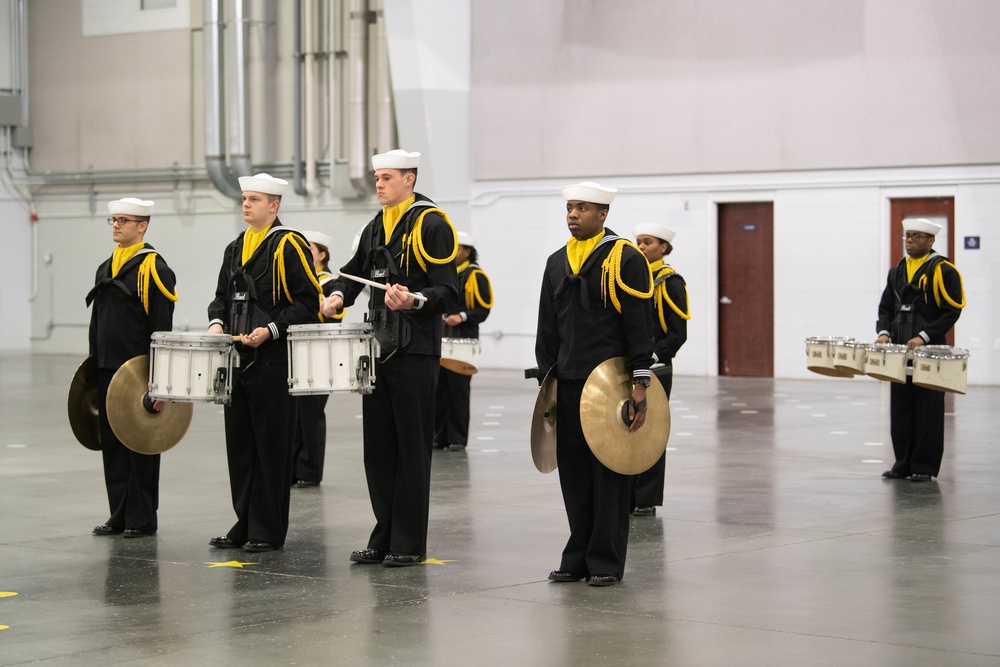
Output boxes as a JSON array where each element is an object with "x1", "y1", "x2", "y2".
[
  {"x1": 106, "y1": 356, "x2": 193, "y2": 455},
  {"x1": 530, "y1": 369, "x2": 558, "y2": 473},
  {"x1": 67, "y1": 357, "x2": 102, "y2": 451},
  {"x1": 580, "y1": 357, "x2": 670, "y2": 475}
]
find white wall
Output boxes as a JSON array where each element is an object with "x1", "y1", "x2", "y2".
[{"x1": 469, "y1": 165, "x2": 1000, "y2": 385}]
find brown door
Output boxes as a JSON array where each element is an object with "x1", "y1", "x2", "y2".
[
  {"x1": 889, "y1": 197, "x2": 956, "y2": 346},
  {"x1": 718, "y1": 202, "x2": 774, "y2": 376}
]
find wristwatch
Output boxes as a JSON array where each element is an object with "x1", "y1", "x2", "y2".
[{"x1": 632, "y1": 376, "x2": 651, "y2": 388}]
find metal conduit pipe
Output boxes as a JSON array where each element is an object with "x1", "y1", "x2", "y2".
[
  {"x1": 347, "y1": 0, "x2": 369, "y2": 194},
  {"x1": 303, "y1": 0, "x2": 319, "y2": 196},
  {"x1": 371, "y1": 0, "x2": 394, "y2": 155},
  {"x1": 292, "y1": 0, "x2": 307, "y2": 195},
  {"x1": 204, "y1": 0, "x2": 242, "y2": 201},
  {"x1": 227, "y1": 0, "x2": 252, "y2": 182}
]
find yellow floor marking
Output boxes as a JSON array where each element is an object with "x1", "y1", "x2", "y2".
[
  {"x1": 0, "y1": 592, "x2": 17, "y2": 598},
  {"x1": 421, "y1": 557, "x2": 457, "y2": 565},
  {"x1": 205, "y1": 561, "x2": 258, "y2": 568}
]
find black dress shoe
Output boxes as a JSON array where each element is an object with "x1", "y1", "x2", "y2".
[
  {"x1": 881, "y1": 470, "x2": 906, "y2": 479},
  {"x1": 446, "y1": 444, "x2": 467, "y2": 452},
  {"x1": 382, "y1": 553, "x2": 424, "y2": 567},
  {"x1": 294, "y1": 479, "x2": 319, "y2": 488},
  {"x1": 93, "y1": 523, "x2": 124, "y2": 536},
  {"x1": 908, "y1": 473, "x2": 933, "y2": 482},
  {"x1": 243, "y1": 541, "x2": 277, "y2": 552},
  {"x1": 349, "y1": 548, "x2": 386, "y2": 564},
  {"x1": 548, "y1": 570, "x2": 585, "y2": 582},
  {"x1": 588, "y1": 574, "x2": 619, "y2": 587},
  {"x1": 209, "y1": 536, "x2": 243, "y2": 549},
  {"x1": 631, "y1": 505, "x2": 656, "y2": 517},
  {"x1": 122, "y1": 529, "x2": 154, "y2": 539}
]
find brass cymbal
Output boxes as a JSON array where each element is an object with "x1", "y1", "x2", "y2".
[
  {"x1": 530, "y1": 369, "x2": 558, "y2": 473},
  {"x1": 67, "y1": 357, "x2": 102, "y2": 451},
  {"x1": 580, "y1": 357, "x2": 670, "y2": 475},
  {"x1": 106, "y1": 356, "x2": 193, "y2": 455}
]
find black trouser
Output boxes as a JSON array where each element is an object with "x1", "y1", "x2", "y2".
[
  {"x1": 631, "y1": 366, "x2": 673, "y2": 507},
  {"x1": 223, "y1": 359, "x2": 297, "y2": 547},
  {"x1": 362, "y1": 353, "x2": 439, "y2": 557},
  {"x1": 889, "y1": 378, "x2": 946, "y2": 477},
  {"x1": 434, "y1": 366, "x2": 471, "y2": 447},
  {"x1": 293, "y1": 394, "x2": 329, "y2": 482},
  {"x1": 556, "y1": 379, "x2": 631, "y2": 580},
  {"x1": 97, "y1": 368, "x2": 160, "y2": 533}
]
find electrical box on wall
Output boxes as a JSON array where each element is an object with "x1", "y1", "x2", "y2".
[{"x1": 0, "y1": 94, "x2": 22, "y2": 126}]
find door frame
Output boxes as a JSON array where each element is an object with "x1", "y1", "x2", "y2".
[{"x1": 707, "y1": 191, "x2": 776, "y2": 377}]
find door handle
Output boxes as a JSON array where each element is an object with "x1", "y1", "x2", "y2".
[{"x1": 720, "y1": 296, "x2": 732, "y2": 305}]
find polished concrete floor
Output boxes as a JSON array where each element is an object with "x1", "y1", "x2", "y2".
[{"x1": 1, "y1": 354, "x2": 999, "y2": 666}]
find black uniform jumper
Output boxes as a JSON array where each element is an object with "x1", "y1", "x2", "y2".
[
  {"x1": 632, "y1": 263, "x2": 689, "y2": 507},
  {"x1": 208, "y1": 220, "x2": 321, "y2": 547},
  {"x1": 876, "y1": 251, "x2": 964, "y2": 477},
  {"x1": 331, "y1": 194, "x2": 459, "y2": 558},
  {"x1": 87, "y1": 245, "x2": 176, "y2": 534},
  {"x1": 535, "y1": 229, "x2": 654, "y2": 580},
  {"x1": 435, "y1": 261, "x2": 493, "y2": 447}
]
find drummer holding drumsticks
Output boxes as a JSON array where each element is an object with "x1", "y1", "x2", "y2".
[
  {"x1": 321, "y1": 149, "x2": 459, "y2": 567},
  {"x1": 876, "y1": 218, "x2": 965, "y2": 483},
  {"x1": 206, "y1": 174, "x2": 323, "y2": 552}
]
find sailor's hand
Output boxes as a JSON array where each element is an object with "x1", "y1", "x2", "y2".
[
  {"x1": 628, "y1": 385, "x2": 648, "y2": 432},
  {"x1": 208, "y1": 323, "x2": 224, "y2": 334},
  {"x1": 906, "y1": 336, "x2": 925, "y2": 350},
  {"x1": 444, "y1": 314, "x2": 463, "y2": 326},
  {"x1": 321, "y1": 294, "x2": 344, "y2": 318},
  {"x1": 240, "y1": 327, "x2": 270, "y2": 348},
  {"x1": 385, "y1": 283, "x2": 415, "y2": 311}
]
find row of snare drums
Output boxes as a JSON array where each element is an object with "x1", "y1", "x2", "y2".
[
  {"x1": 805, "y1": 337, "x2": 969, "y2": 394},
  {"x1": 147, "y1": 325, "x2": 483, "y2": 405}
]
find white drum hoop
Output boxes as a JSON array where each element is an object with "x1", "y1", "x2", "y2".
[
  {"x1": 911, "y1": 345, "x2": 970, "y2": 395},
  {"x1": 287, "y1": 323, "x2": 377, "y2": 395},
  {"x1": 805, "y1": 336, "x2": 853, "y2": 378},
  {"x1": 148, "y1": 332, "x2": 233, "y2": 404},
  {"x1": 440, "y1": 337, "x2": 481, "y2": 376},
  {"x1": 863, "y1": 343, "x2": 911, "y2": 383}
]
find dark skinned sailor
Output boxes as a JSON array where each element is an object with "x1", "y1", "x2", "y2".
[{"x1": 535, "y1": 182, "x2": 655, "y2": 587}]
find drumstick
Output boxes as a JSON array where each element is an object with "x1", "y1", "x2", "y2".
[{"x1": 337, "y1": 271, "x2": 429, "y2": 303}]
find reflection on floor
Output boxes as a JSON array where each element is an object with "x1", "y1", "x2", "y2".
[{"x1": 1, "y1": 355, "x2": 999, "y2": 665}]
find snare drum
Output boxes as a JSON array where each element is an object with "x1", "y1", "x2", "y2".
[
  {"x1": 833, "y1": 340, "x2": 867, "y2": 376},
  {"x1": 148, "y1": 332, "x2": 233, "y2": 404},
  {"x1": 863, "y1": 343, "x2": 911, "y2": 383},
  {"x1": 287, "y1": 323, "x2": 376, "y2": 395},
  {"x1": 912, "y1": 346, "x2": 969, "y2": 394},
  {"x1": 440, "y1": 337, "x2": 481, "y2": 375},
  {"x1": 805, "y1": 337, "x2": 853, "y2": 377}
]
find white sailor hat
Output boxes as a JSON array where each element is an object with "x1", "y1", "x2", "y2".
[
  {"x1": 457, "y1": 231, "x2": 476, "y2": 248},
  {"x1": 561, "y1": 181, "x2": 617, "y2": 205},
  {"x1": 238, "y1": 173, "x2": 288, "y2": 196},
  {"x1": 108, "y1": 197, "x2": 154, "y2": 217},
  {"x1": 303, "y1": 230, "x2": 334, "y2": 250},
  {"x1": 633, "y1": 223, "x2": 676, "y2": 244},
  {"x1": 902, "y1": 217, "x2": 942, "y2": 236},
  {"x1": 371, "y1": 149, "x2": 421, "y2": 170}
]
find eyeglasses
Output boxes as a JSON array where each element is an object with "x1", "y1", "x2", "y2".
[
  {"x1": 903, "y1": 233, "x2": 931, "y2": 241},
  {"x1": 107, "y1": 217, "x2": 143, "y2": 226}
]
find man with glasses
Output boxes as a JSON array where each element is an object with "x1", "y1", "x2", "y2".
[
  {"x1": 87, "y1": 197, "x2": 178, "y2": 538},
  {"x1": 876, "y1": 218, "x2": 965, "y2": 482}
]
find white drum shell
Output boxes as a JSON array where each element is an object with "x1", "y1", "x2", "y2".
[
  {"x1": 148, "y1": 332, "x2": 233, "y2": 403},
  {"x1": 912, "y1": 346, "x2": 969, "y2": 394},
  {"x1": 805, "y1": 337, "x2": 853, "y2": 378},
  {"x1": 833, "y1": 341, "x2": 867, "y2": 376},
  {"x1": 863, "y1": 344, "x2": 910, "y2": 383},
  {"x1": 440, "y1": 337, "x2": 481, "y2": 375},
  {"x1": 287, "y1": 323, "x2": 376, "y2": 395}
]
